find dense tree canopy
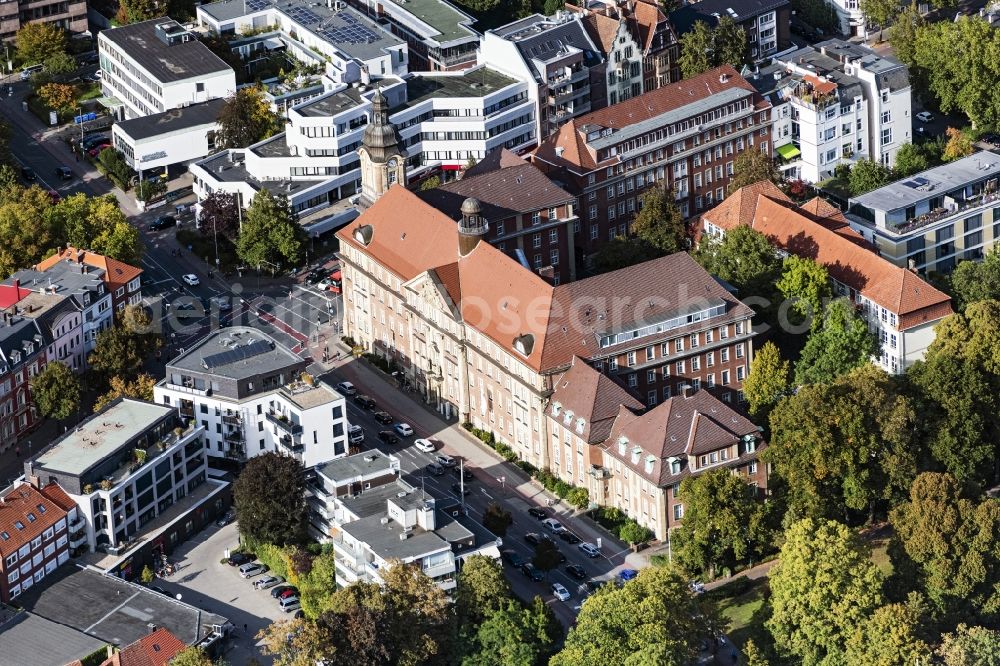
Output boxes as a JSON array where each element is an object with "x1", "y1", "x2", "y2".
[
  {"x1": 893, "y1": 142, "x2": 930, "y2": 178},
  {"x1": 695, "y1": 225, "x2": 781, "y2": 300},
  {"x1": 844, "y1": 601, "x2": 932, "y2": 666},
  {"x1": 217, "y1": 87, "x2": 282, "y2": 149},
  {"x1": 463, "y1": 597, "x2": 559, "y2": 666},
  {"x1": 743, "y1": 341, "x2": 791, "y2": 422},
  {"x1": 30, "y1": 361, "x2": 79, "y2": 420},
  {"x1": 767, "y1": 518, "x2": 885, "y2": 665},
  {"x1": 678, "y1": 17, "x2": 747, "y2": 78},
  {"x1": 233, "y1": 452, "x2": 308, "y2": 547},
  {"x1": 197, "y1": 191, "x2": 241, "y2": 240},
  {"x1": 794, "y1": 298, "x2": 879, "y2": 386},
  {"x1": 237, "y1": 190, "x2": 305, "y2": 269},
  {"x1": 630, "y1": 185, "x2": 686, "y2": 255},
  {"x1": 951, "y1": 250, "x2": 1000, "y2": 310},
  {"x1": 937, "y1": 625, "x2": 1000, "y2": 666},
  {"x1": 88, "y1": 306, "x2": 162, "y2": 384},
  {"x1": 849, "y1": 158, "x2": 893, "y2": 196},
  {"x1": 776, "y1": 255, "x2": 832, "y2": 326},
  {"x1": 15, "y1": 23, "x2": 67, "y2": 65},
  {"x1": 728, "y1": 147, "x2": 780, "y2": 194}
]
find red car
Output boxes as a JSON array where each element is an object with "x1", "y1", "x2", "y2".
[
  {"x1": 328, "y1": 269, "x2": 342, "y2": 294},
  {"x1": 88, "y1": 144, "x2": 110, "y2": 158}
]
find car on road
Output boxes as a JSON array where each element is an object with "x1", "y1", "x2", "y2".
[
  {"x1": 20, "y1": 167, "x2": 36, "y2": 182},
  {"x1": 521, "y1": 563, "x2": 545, "y2": 581},
  {"x1": 558, "y1": 531, "x2": 581, "y2": 544},
  {"x1": 565, "y1": 564, "x2": 587, "y2": 580},
  {"x1": 271, "y1": 584, "x2": 297, "y2": 599},
  {"x1": 353, "y1": 394, "x2": 376, "y2": 409},
  {"x1": 84, "y1": 71, "x2": 102, "y2": 82},
  {"x1": 453, "y1": 467, "x2": 473, "y2": 481},
  {"x1": 181, "y1": 274, "x2": 200, "y2": 286},
  {"x1": 210, "y1": 295, "x2": 233, "y2": 312},
  {"x1": 327, "y1": 269, "x2": 343, "y2": 294},
  {"x1": 435, "y1": 454, "x2": 456, "y2": 468},
  {"x1": 378, "y1": 430, "x2": 400, "y2": 445},
  {"x1": 426, "y1": 462, "x2": 445, "y2": 476},
  {"x1": 916, "y1": 111, "x2": 934, "y2": 123},
  {"x1": 227, "y1": 552, "x2": 254, "y2": 566},
  {"x1": 527, "y1": 507, "x2": 547, "y2": 520},
  {"x1": 551, "y1": 582, "x2": 571, "y2": 601},
  {"x1": 502, "y1": 550, "x2": 527, "y2": 567},
  {"x1": 619, "y1": 568, "x2": 639, "y2": 583},
  {"x1": 525, "y1": 532, "x2": 552, "y2": 546},
  {"x1": 450, "y1": 482, "x2": 471, "y2": 497},
  {"x1": 149, "y1": 215, "x2": 176, "y2": 231},
  {"x1": 215, "y1": 509, "x2": 235, "y2": 527},
  {"x1": 578, "y1": 542, "x2": 600, "y2": 558},
  {"x1": 335, "y1": 381, "x2": 357, "y2": 396},
  {"x1": 55, "y1": 166, "x2": 73, "y2": 180},
  {"x1": 373, "y1": 411, "x2": 393, "y2": 424},
  {"x1": 348, "y1": 424, "x2": 365, "y2": 444},
  {"x1": 254, "y1": 575, "x2": 284, "y2": 590},
  {"x1": 394, "y1": 422, "x2": 414, "y2": 437},
  {"x1": 238, "y1": 562, "x2": 268, "y2": 578},
  {"x1": 414, "y1": 438, "x2": 435, "y2": 453},
  {"x1": 541, "y1": 518, "x2": 565, "y2": 533}
]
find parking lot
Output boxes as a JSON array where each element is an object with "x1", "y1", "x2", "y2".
[{"x1": 145, "y1": 521, "x2": 284, "y2": 665}]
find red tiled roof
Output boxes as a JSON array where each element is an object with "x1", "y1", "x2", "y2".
[
  {"x1": 534, "y1": 66, "x2": 766, "y2": 171},
  {"x1": 702, "y1": 180, "x2": 790, "y2": 230},
  {"x1": 0, "y1": 483, "x2": 72, "y2": 560},
  {"x1": 463, "y1": 148, "x2": 526, "y2": 178},
  {"x1": 36, "y1": 247, "x2": 143, "y2": 294},
  {"x1": 579, "y1": 11, "x2": 622, "y2": 53},
  {"x1": 102, "y1": 628, "x2": 186, "y2": 666},
  {"x1": 549, "y1": 357, "x2": 644, "y2": 443},
  {"x1": 632, "y1": 0, "x2": 668, "y2": 52},
  {"x1": 706, "y1": 193, "x2": 952, "y2": 328},
  {"x1": 798, "y1": 196, "x2": 876, "y2": 249}
]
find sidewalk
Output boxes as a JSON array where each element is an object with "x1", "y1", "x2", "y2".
[{"x1": 704, "y1": 558, "x2": 778, "y2": 592}]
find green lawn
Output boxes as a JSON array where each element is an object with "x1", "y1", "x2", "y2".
[
  {"x1": 77, "y1": 82, "x2": 102, "y2": 102},
  {"x1": 714, "y1": 579, "x2": 771, "y2": 653},
  {"x1": 818, "y1": 176, "x2": 851, "y2": 201},
  {"x1": 870, "y1": 538, "x2": 893, "y2": 576}
]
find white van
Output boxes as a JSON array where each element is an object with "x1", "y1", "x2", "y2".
[
  {"x1": 20, "y1": 64, "x2": 43, "y2": 80},
  {"x1": 348, "y1": 424, "x2": 364, "y2": 444}
]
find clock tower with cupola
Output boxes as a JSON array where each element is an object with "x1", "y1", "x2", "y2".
[{"x1": 358, "y1": 86, "x2": 406, "y2": 207}]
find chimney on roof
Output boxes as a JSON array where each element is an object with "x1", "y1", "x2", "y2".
[
  {"x1": 682, "y1": 384, "x2": 695, "y2": 398},
  {"x1": 555, "y1": 146, "x2": 565, "y2": 158},
  {"x1": 719, "y1": 72, "x2": 729, "y2": 84},
  {"x1": 908, "y1": 258, "x2": 918, "y2": 272}
]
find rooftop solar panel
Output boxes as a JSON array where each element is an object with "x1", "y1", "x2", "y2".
[{"x1": 202, "y1": 339, "x2": 274, "y2": 369}]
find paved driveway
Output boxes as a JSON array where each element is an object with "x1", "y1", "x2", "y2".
[{"x1": 147, "y1": 522, "x2": 282, "y2": 665}]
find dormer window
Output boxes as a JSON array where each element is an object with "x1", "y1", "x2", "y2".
[
  {"x1": 24, "y1": 343, "x2": 32, "y2": 354},
  {"x1": 743, "y1": 435, "x2": 756, "y2": 453},
  {"x1": 617, "y1": 437, "x2": 628, "y2": 455},
  {"x1": 551, "y1": 402, "x2": 561, "y2": 416},
  {"x1": 562, "y1": 411, "x2": 573, "y2": 426},
  {"x1": 11, "y1": 351, "x2": 19, "y2": 364},
  {"x1": 575, "y1": 418, "x2": 585, "y2": 434},
  {"x1": 668, "y1": 457, "x2": 680, "y2": 475},
  {"x1": 645, "y1": 455, "x2": 655, "y2": 474},
  {"x1": 631, "y1": 447, "x2": 641, "y2": 464}
]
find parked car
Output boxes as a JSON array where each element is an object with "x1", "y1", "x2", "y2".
[
  {"x1": 84, "y1": 70, "x2": 102, "y2": 82},
  {"x1": 551, "y1": 582, "x2": 571, "y2": 601},
  {"x1": 527, "y1": 507, "x2": 547, "y2": 520},
  {"x1": 521, "y1": 563, "x2": 545, "y2": 582},
  {"x1": 215, "y1": 509, "x2": 235, "y2": 527},
  {"x1": 619, "y1": 568, "x2": 639, "y2": 583},
  {"x1": 20, "y1": 167, "x2": 36, "y2": 182},
  {"x1": 279, "y1": 596, "x2": 301, "y2": 612},
  {"x1": 453, "y1": 467, "x2": 473, "y2": 481},
  {"x1": 87, "y1": 144, "x2": 110, "y2": 157},
  {"x1": 414, "y1": 438, "x2": 435, "y2": 453},
  {"x1": 20, "y1": 64, "x2": 43, "y2": 80},
  {"x1": 238, "y1": 562, "x2": 268, "y2": 579},
  {"x1": 502, "y1": 550, "x2": 526, "y2": 567},
  {"x1": 335, "y1": 381, "x2": 357, "y2": 396},
  {"x1": 585, "y1": 579, "x2": 605, "y2": 592},
  {"x1": 254, "y1": 575, "x2": 284, "y2": 590},
  {"x1": 426, "y1": 462, "x2": 445, "y2": 476},
  {"x1": 55, "y1": 166, "x2": 73, "y2": 180},
  {"x1": 394, "y1": 422, "x2": 414, "y2": 437},
  {"x1": 227, "y1": 552, "x2": 254, "y2": 566},
  {"x1": 353, "y1": 394, "x2": 376, "y2": 409},
  {"x1": 81, "y1": 134, "x2": 108, "y2": 150},
  {"x1": 558, "y1": 531, "x2": 581, "y2": 544},
  {"x1": 916, "y1": 111, "x2": 934, "y2": 123},
  {"x1": 541, "y1": 518, "x2": 565, "y2": 533},
  {"x1": 373, "y1": 411, "x2": 393, "y2": 424},
  {"x1": 149, "y1": 215, "x2": 176, "y2": 231},
  {"x1": 378, "y1": 430, "x2": 400, "y2": 445},
  {"x1": 525, "y1": 533, "x2": 551, "y2": 546},
  {"x1": 435, "y1": 454, "x2": 456, "y2": 468},
  {"x1": 271, "y1": 584, "x2": 297, "y2": 599},
  {"x1": 451, "y1": 482, "x2": 471, "y2": 497},
  {"x1": 565, "y1": 564, "x2": 587, "y2": 580},
  {"x1": 181, "y1": 273, "x2": 200, "y2": 286},
  {"x1": 578, "y1": 542, "x2": 600, "y2": 558}
]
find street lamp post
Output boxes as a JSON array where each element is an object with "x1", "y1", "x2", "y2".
[{"x1": 211, "y1": 215, "x2": 220, "y2": 269}]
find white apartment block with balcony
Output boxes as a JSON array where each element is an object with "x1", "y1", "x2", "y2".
[
  {"x1": 309, "y1": 450, "x2": 501, "y2": 593},
  {"x1": 153, "y1": 328, "x2": 350, "y2": 468},
  {"x1": 760, "y1": 40, "x2": 911, "y2": 183},
  {"x1": 190, "y1": 67, "x2": 534, "y2": 220},
  {"x1": 98, "y1": 19, "x2": 236, "y2": 121}
]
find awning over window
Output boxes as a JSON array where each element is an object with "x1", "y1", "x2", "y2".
[
  {"x1": 777, "y1": 143, "x2": 801, "y2": 160},
  {"x1": 95, "y1": 96, "x2": 124, "y2": 110}
]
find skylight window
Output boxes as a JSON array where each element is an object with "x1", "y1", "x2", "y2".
[
  {"x1": 0, "y1": 532, "x2": 8, "y2": 540},
  {"x1": 14, "y1": 521, "x2": 24, "y2": 530},
  {"x1": 36, "y1": 505, "x2": 45, "y2": 514},
  {"x1": 26, "y1": 513, "x2": 35, "y2": 523}
]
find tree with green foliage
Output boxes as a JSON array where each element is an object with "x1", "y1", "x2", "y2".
[
  {"x1": 776, "y1": 255, "x2": 831, "y2": 325},
  {"x1": 97, "y1": 147, "x2": 134, "y2": 189},
  {"x1": 233, "y1": 452, "x2": 308, "y2": 547},
  {"x1": 893, "y1": 142, "x2": 930, "y2": 178},
  {"x1": 859, "y1": 0, "x2": 899, "y2": 42},
  {"x1": 532, "y1": 539, "x2": 562, "y2": 571},
  {"x1": 0, "y1": 184, "x2": 59, "y2": 278},
  {"x1": 694, "y1": 225, "x2": 781, "y2": 298},
  {"x1": 43, "y1": 51, "x2": 76, "y2": 78},
  {"x1": 791, "y1": 0, "x2": 840, "y2": 32},
  {"x1": 845, "y1": 600, "x2": 932, "y2": 666},
  {"x1": 679, "y1": 20, "x2": 714, "y2": 79},
  {"x1": 169, "y1": 647, "x2": 213, "y2": 666},
  {"x1": 418, "y1": 175, "x2": 441, "y2": 191},
  {"x1": 951, "y1": 249, "x2": 1000, "y2": 310},
  {"x1": 296, "y1": 550, "x2": 338, "y2": 619},
  {"x1": 115, "y1": 0, "x2": 159, "y2": 24},
  {"x1": 36, "y1": 82, "x2": 75, "y2": 112},
  {"x1": 743, "y1": 341, "x2": 790, "y2": 422},
  {"x1": 47, "y1": 193, "x2": 143, "y2": 266},
  {"x1": 743, "y1": 639, "x2": 771, "y2": 666},
  {"x1": 630, "y1": 184, "x2": 685, "y2": 254},
  {"x1": 944, "y1": 127, "x2": 974, "y2": 161},
  {"x1": 217, "y1": 86, "x2": 282, "y2": 149},
  {"x1": 890, "y1": 2, "x2": 925, "y2": 67},
  {"x1": 15, "y1": 23, "x2": 67, "y2": 65},
  {"x1": 565, "y1": 486, "x2": 589, "y2": 510},
  {"x1": 618, "y1": 520, "x2": 653, "y2": 546},
  {"x1": 849, "y1": 158, "x2": 893, "y2": 196},
  {"x1": 889, "y1": 472, "x2": 1000, "y2": 626},
  {"x1": 30, "y1": 361, "x2": 79, "y2": 420},
  {"x1": 591, "y1": 237, "x2": 658, "y2": 274},
  {"x1": 94, "y1": 374, "x2": 156, "y2": 412},
  {"x1": 728, "y1": 147, "x2": 779, "y2": 194},
  {"x1": 237, "y1": 189, "x2": 305, "y2": 269},
  {"x1": 767, "y1": 518, "x2": 885, "y2": 666},
  {"x1": 482, "y1": 502, "x2": 513, "y2": 537},
  {"x1": 464, "y1": 597, "x2": 560, "y2": 666},
  {"x1": 88, "y1": 306, "x2": 162, "y2": 382},
  {"x1": 674, "y1": 468, "x2": 775, "y2": 576},
  {"x1": 907, "y1": 301, "x2": 1000, "y2": 491},
  {"x1": 938, "y1": 625, "x2": 1000, "y2": 666},
  {"x1": 258, "y1": 616, "x2": 333, "y2": 666},
  {"x1": 795, "y1": 298, "x2": 879, "y2": 385},
  {"x1": 456, "y1": 554, "x2": 512, "y2": 630},
  {"x1": 552, "y1": 566, "x2": 714, "y2": 666},
  {"x1": 713, "y1": 16, "x2": 747, "y2": 68},
  {"x1": 765, "y1": 364, "x2": 919, "y2": 521}
]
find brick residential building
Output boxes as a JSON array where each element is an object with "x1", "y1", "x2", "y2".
[
  {"x1": 702, "y1": 181, "x2": 952, "y2": 373},
  {"x1": 418, "y1": 150, "x2": 580, "y2": 284},
  {"x1": 0, "y1": 309, "x2": 47, "y2": 451},
  {"x1": 0, "y1": 482, "x2": 77, "y2": 603},
  {"x1": 533, "y1": 65, "x2": 772, "y2": 265},
  {"x1": 0, "y1": 0, "x2": 87, "y2": 42},
  {"x1": 96, "y1": 627, "x2": 187, "y2": 666},
  {"x1": 337, "y1": 184, "x2": 756, "y2": 472}
]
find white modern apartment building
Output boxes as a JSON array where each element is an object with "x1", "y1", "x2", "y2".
[
  {"x1": 754, "y1": 40, "x2": 911, "y2": 183},
  {"x1": 309, "y1": 450, "x2": 501, "y2": 593},
  {"x1": 825, "y1": 0, "x2": 865, "y2": 38},
  {"x1": 153, "y1": 327, "x2": 350, "y2": 468},
  {"x1": 195, "y1": 0, "x2": 408, "y2": 85},
  {"x1": 26, "y1": 399, "x2": 209, "y2": 554},
  {"x1": 848, "y1": 151, "x2": 1000, "y2": 274},
  {"x1": 98, "y1": 18, "x2": 236, "y2": 121},
  {"x1": 190, "y1": 67, "x2": 534, "y2": 221},
  {"x1": 481, "y1": 12, "x2": 603, "y2": 139}
]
